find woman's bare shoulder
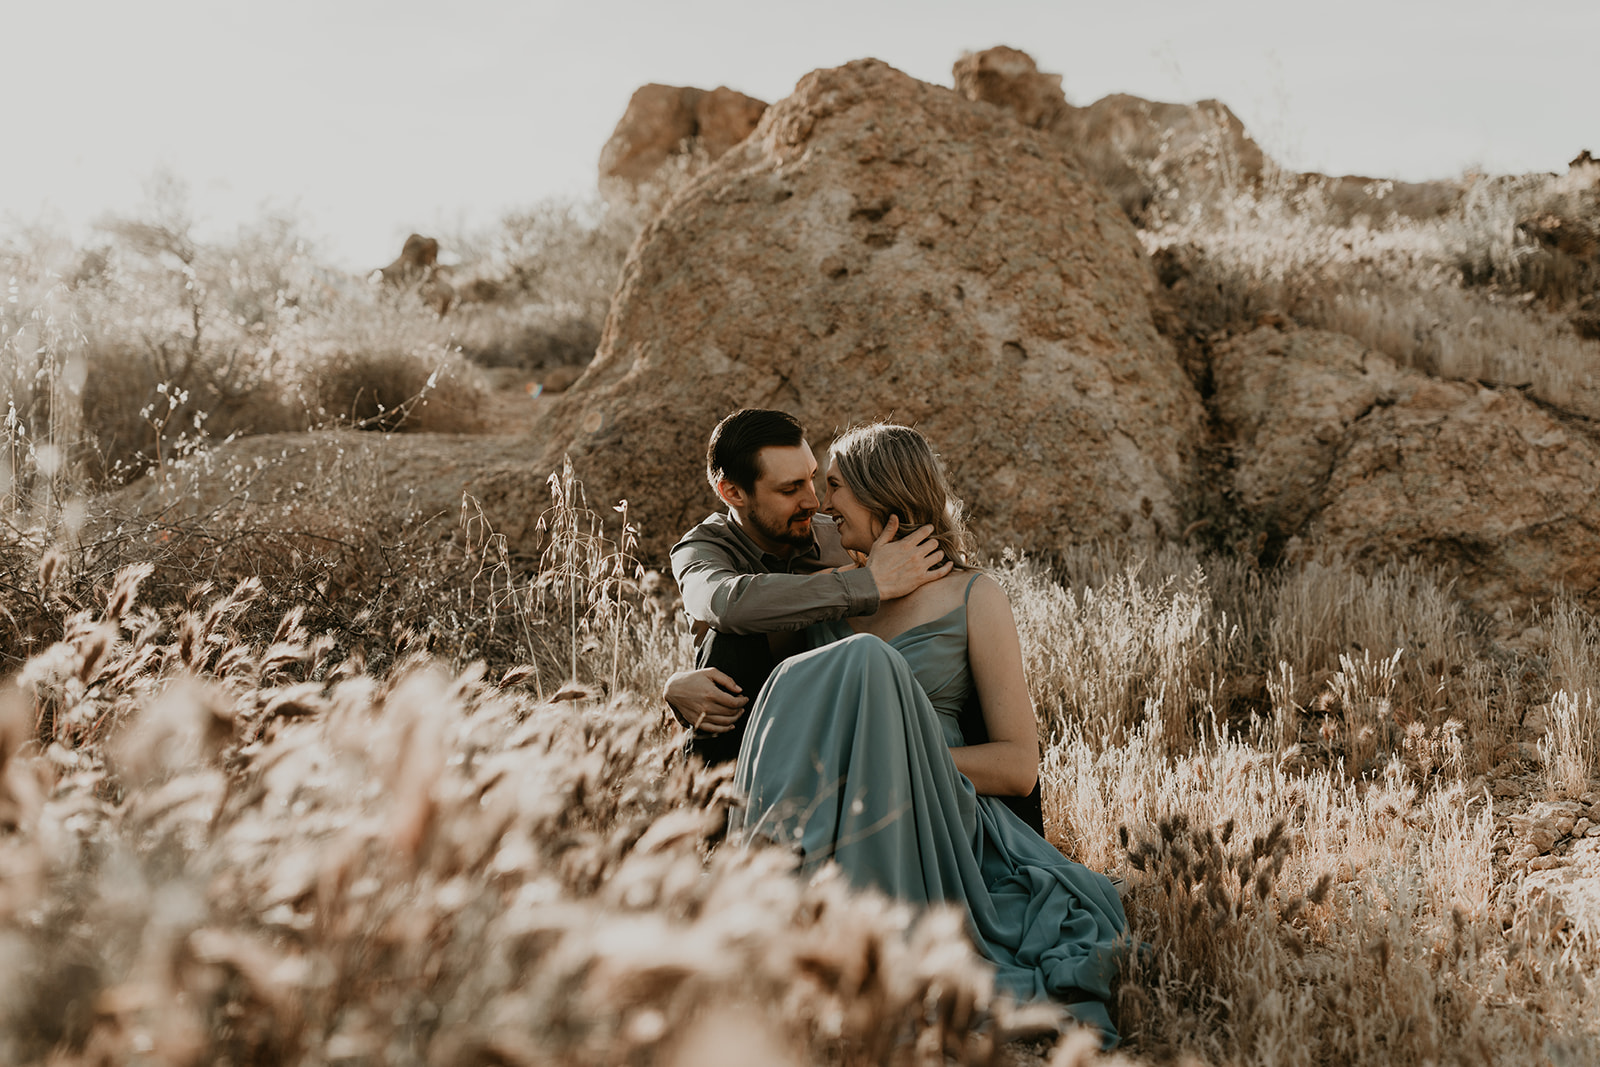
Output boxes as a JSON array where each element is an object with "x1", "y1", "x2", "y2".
[{"x1": 922, "y1": 568, "x2": 999, "y2": 612}]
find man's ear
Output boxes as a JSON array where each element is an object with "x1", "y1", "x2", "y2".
[{"x1": 715, "y1": 479, "x2": 748, "y2": 510}]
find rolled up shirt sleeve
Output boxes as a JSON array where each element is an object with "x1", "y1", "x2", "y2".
[{"x1": 671, "y1": 540, "x2": 879, "y2": 634}]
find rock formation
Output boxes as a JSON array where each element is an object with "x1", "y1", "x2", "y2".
[
  {"x1": 598, "y1": 83, "x2": 768, "y2": 220},
  {"x1": 379, "y1": 234, "x2": 440, "y2": 283},
  {"x1": 1214, "y1": 328, "x2": 1405, "y2": 546},
  {"x1": 543, "y1": 58, "x2": 1205, "y2": 559},
  {"x1": 378, "y1": 233, "x2": 454, "y2": 314},
  {"x1": 1214, "y1": 326, "x2": 1600, "y2": 614},
  {"x1": 955, "y1": 47, "x2": 1459, "y2": 226}
]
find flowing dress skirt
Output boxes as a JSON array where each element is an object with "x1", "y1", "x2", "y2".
[{"x1": 730, "y1": 631, "x2": 1127, "y2": 1041}]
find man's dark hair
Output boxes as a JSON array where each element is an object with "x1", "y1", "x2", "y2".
[{"x1": 706, "y1": 408, "x2": 805, "y2": 493}]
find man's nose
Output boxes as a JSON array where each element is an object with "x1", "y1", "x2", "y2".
[{"x1": 801, "y1": 482, "x2": 820, "y2": 511}]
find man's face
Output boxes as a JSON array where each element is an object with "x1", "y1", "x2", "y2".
[{"x1": 720, "y1": 442, "x2": 819, "y2": 556}]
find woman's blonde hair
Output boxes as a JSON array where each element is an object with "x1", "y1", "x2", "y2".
[{"x1": 829, "y1": 423, "x2": 971, "y2": 567}]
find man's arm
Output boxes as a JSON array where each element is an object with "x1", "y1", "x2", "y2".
[
  {"x1": 671, "y1": 518, "x2": 953, "y2": 635},
  {"x1": 672, "y1": 543, "x2": 877, "y2": 634}
]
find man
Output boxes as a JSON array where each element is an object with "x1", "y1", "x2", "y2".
[{"x1": 665, "y1": 408, "x2": 950, "y2": 765}]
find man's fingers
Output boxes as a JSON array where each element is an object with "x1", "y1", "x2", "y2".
[
  {"x1": 706, "y1": 668, "x2": 741, "y2": 694},
  {"x1": 871, "y1": 513, "x2": 901, "y2": 548},
  {"x1": 695, "y1": 720, "x2": 733, "y2": 735}
]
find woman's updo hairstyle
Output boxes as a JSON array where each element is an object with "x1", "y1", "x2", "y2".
[{"x1": 828, "y1": 423, "x2": 970, "y2": 567}]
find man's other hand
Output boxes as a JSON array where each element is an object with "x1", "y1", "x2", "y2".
[
  {"x1": 866, "y1": 516, "x2": 953, "y2": 600},
  {"x1": 663, "y1": 668, "x2": 749, "y2": 734}
]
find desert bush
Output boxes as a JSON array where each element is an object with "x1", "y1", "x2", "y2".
[
  {"x1": 0, "y1": 182, "x2": 504, "y2": 504},
  {"x1": 447, "y1": 198, "x2": 630, "y2": 373},
  {"x1": 452, "y1": 307, "x2": 602, "y2": 370}
]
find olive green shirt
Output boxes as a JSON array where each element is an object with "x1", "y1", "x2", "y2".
[{"x1": 670, "y1": 512, "x2": 880, "y2": 634}]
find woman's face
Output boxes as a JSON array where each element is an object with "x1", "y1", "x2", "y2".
[{"x1": 822, "y1": 459, "x2": 883, "y2": 553}]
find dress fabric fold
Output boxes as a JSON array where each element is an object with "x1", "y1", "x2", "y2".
[{"x1": 730, "y1": 590, "x2": 1128, "y2": 1042}]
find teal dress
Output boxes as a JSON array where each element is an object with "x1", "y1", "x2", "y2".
[{"x1": 730, "y1": 576, "x2": 1128, "y2": 1042}]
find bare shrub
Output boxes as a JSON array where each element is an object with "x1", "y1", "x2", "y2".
[
  {"x1": 293, "y1": 341, "x2": 484, "y2": 433},
  {"x1": 448, "y1": 198, "x2": 630, "y2": 373}
]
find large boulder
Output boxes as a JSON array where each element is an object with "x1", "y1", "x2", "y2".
[
  {"x1": 1314, "y1": 378, "x2": 1600, "y2": 615},
  {"x1": 1214, "y1": 328, "x2": 1406, "y2": 545},
  {"x1": 1214, "y1": 326, "x2": 1600, "y2": 614},
  {"x1": 540, "y1": 59, "x2": 1205, "y2": 559},
  {"x1": 598, "y1": 83, "x2": 768, "y2": 221}
]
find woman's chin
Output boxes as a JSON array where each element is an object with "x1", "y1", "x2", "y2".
[{"x1": 837, "y1": 531, "x2": 871, "y2": 554}]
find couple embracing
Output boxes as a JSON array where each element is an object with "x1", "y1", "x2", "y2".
[{"x1": 664, "y1": 409, "x2": 1128, "y2": 1044}]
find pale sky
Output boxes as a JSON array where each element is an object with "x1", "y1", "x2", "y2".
[{"x1": 3, "y1": 0, "x2": 1595, "y2": 269}]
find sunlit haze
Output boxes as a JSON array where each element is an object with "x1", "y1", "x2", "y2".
[{"x1": 4, "y1": 0, "x2": 1596, "y2": 268}]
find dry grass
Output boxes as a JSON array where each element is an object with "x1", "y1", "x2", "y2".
[
  {"x1": 1, "y1": 113, "x2": 1598, "y2": 1065},
  {"x1": 0, "y1": 531, "x2": 1057, "y2": 1066},
  {"x1": 1147, "y1": 168, "x2": 1600, "y2": 423},
  {"x1": 0, "y1": 464, "x2": 1594, "y2": 1063}
]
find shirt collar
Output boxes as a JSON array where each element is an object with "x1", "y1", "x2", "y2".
[{"x1": 724, "y1": 510, "x2": 822, "y2": 571}]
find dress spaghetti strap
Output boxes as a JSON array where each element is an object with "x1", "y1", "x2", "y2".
[{"x1": 962, "y1": 571, "x2": 982, "y2": 605}]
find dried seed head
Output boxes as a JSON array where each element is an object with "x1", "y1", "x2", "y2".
[
  {"x1": 37, "y1": 548, "x2": 65, "y2": 592},
  {"x1": 1220, "y1": 818, "x2": 1235, "y2": 845},
  {"x1": 1118, "y1": 824, "x2": 1129, "y2": 849},
  {"x1": 1308, "y1": 873, "x2": 1333, "y2": 905},
  {"x1": 107, "y1": 561, "x2": 155, "y2": 619}
]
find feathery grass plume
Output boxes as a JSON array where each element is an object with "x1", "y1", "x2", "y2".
[{"x1": 1538, "y1": 690, "x2": 1598, "y2": 799}]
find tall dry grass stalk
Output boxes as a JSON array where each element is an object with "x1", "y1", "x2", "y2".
[{"x1": 1538, "y1": 690, "x2": 1598, "y2": 799}]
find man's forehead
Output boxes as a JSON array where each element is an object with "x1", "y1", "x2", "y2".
[{"x1": 754, "y1": 442, "x2": 816, "y2": 483}]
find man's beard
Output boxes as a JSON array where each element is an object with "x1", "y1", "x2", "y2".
[{"x1": 751, "y1": 508, "x2": 815, "y2": 549}]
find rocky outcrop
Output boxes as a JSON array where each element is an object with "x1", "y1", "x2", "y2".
[
  {"x1": 377, "y1": 234, "x2": 454, "y2": 314},
  {"x1": 1214, "y1": 328, "x2": 1406, "y2": 545},
  {"x1": 950, "y1": 46, "x2": 1070, "y2": 131},
  {"x1": 379, "y1": 234, "x2": 440, "y2": 284},
  {"x1": 1313, "y1": 378, "x2": 1600, "y2": 614},
  {"x1": 955, "y1": 46, "x2": 1459, "y2": 226},
  {"x1": 1214, "y1": 326, "x2": 1600, "y2": 614},
  {"x1": 598, "y1": 83, "x2": 768, "y2": 220},
  {"x1": 542, "y1": 58, "x2": 1205, "y2": 559}
]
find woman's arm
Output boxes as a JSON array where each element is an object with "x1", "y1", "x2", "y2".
[{"x1": 949, "y1": 574, "x2": 1040, "y2": 797}]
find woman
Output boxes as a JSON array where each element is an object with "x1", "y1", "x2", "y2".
[{"x1": 730, "y1": 423, "x2": 1128, "y2": 1043}]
